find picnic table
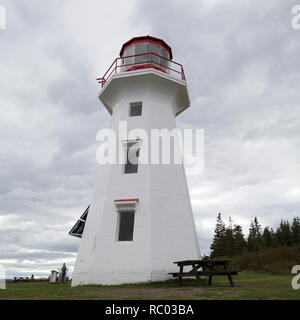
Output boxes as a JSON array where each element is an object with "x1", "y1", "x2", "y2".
[
  {"x1": 170, "y1": 259, "x2": 238, "y2": 287},
  {"x1": 13, "y1": 276, "x2": 29, "y2": 282}
]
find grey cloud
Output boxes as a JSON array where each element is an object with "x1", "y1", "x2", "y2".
[{"x1": 133, "y1": 0, "x2": 300, "y2": 254}]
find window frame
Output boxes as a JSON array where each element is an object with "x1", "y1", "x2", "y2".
[
  {"x1": 129, "y1": 101, "x2": 143, "y2": 117},
  {"x1": 117, "y1": 210, "x2": 135, "y2": 242},
  {"x1": 122, "y1": 141, "x2": 141, "y2": 174}
]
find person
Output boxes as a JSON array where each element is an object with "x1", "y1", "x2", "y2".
[{"x1": 60, "y1": 263, "x2": 68, "y2": 282}]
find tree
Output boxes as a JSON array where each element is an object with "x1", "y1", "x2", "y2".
[
  {"x1": 291, "y1": 217, "x2": 300, "y2": 245},
  {"x1": 232, "y1": 224, "x2": 247, "y2": 255},
  {"x1": 247, "y1": 217, "x2": 263, "y2": 251},
  {"x1": 262, "y1": 226, "x2": 274, "y2": 248},
  {"x1": 276, "y1": 219, "x2": 293, "y2": 247},
  {"x1": 210, "y1": 213, "x2": 226, "y2": 257},
  {"x1": 223, "y1": 217, "x2": 234, "y2": 257}
]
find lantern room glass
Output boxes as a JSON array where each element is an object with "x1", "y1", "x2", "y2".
[{"x1": 121, "y1": 42, "x2": 170, "y2": 72}]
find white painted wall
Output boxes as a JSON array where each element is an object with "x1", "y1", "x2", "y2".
[{"x1": 71, "y1": 70, "x2": 200, "y2": 286}]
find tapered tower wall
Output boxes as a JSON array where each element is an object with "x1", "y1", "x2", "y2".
[{"x1": 71, "y1": 64, "x2": 200, "y2": 287}]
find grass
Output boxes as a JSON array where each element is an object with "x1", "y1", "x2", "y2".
[{"x1": 0, "y1": 272, "x2": 299, "y2": 300}]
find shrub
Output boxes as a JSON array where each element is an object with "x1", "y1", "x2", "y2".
[{"x1": 233, "y1": 246, "x2": 300, "y2": 274}]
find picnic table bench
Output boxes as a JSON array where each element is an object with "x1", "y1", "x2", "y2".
[{"x1": 169, "y1": 259, "x2": 238, "y2": 287}]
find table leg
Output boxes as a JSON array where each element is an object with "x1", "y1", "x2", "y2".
[
  {"x1": 228, "y1": 274, "x2": 234, "y2": 287},
  {"x1": 208, "y1": 275, "x2": 212, "y2": 286},
  {"x1": 207, "y1": 263, "x2": 214, "y2": 286},
  {"x1": 196, "y1": 274, "x2": 202, "y2": 287},
  {"x1": 179, "y1": 265, "x2": 183, "y2": 287},
  {"x1": 223, "y1": 263, "x2": 234, "y2": 287},
  {"x1": 193, "y1": 263, "x2": 202, "y2": 287}
]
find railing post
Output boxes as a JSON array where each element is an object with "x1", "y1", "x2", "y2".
[{"x1": 182, "y1": 66, "x2": 185, "y2": 81}]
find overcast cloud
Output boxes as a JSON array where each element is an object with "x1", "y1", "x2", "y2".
[{"x1": 0, "y1": 0, "x2": 299, "y2": 278}]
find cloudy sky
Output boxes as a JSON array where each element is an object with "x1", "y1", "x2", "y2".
[{"x1": 1, "y1": 0, "x2": 300, "y2": 278}]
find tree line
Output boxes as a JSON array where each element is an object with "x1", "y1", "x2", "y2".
[{"x1": 210, "y1": 213, "x2": 300, "y2": 258}]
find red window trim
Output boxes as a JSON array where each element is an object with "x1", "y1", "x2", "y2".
[{"x1": 114, "y1": 198, "x2": 139, "y2": 203}]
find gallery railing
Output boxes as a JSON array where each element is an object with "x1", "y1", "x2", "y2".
[{"x1": 97, "y1": 52, "x2": 186, "y2": 88}]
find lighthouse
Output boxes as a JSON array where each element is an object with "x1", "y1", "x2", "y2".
[{"x1": 70, "y1": 36, "x2": 200, "y2": 286}]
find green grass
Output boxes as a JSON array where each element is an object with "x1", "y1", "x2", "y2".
[{"x1": 0, "y1": 272, "x2": 299, "y2": 300}]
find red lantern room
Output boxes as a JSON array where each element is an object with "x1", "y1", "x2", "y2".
[
  {"x1": 120, "y1": 35, "x2": 172, "y2": 73},
  {"x1": 97, "y1": 35, "x2": 185, "y2": 87}
]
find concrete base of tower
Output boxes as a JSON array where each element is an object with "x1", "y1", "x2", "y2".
[{"x1": 71, "y1": 270, "x2": 176, "y2": 287}]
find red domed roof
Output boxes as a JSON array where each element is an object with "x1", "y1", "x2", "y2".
[{"x1": 120, "y1": 35, "x2": 173, "y2": 60}]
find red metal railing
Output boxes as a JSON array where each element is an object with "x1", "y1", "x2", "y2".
[{"x1": 97, "y1": 52, "x2": 186, "y2": 88}]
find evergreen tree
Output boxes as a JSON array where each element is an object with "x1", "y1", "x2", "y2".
[
  {"x1": 210, "y1": 215, "x2": 300, "y2": 258},
  {"x1": 223, "y1": 217, "x2": 234, "y2": 257},
  {"x1": 291, "y1": 217, "x2": 300, "y2": 245},
  {"x1": 276, "y1": 219, "x2": 293, "y2": 247},
  {"x1": 210, "y1": 213, "x2": 226, "y2": 257},
  {"x1": 232, "y1": 224, "x2": 247, "y2": 255},
  {"x1": 247, "y1": 217, "x2": 263, "y2": 251},
  {"x1": 262, "y1": 226, "x2": 274, "y2": 248}
]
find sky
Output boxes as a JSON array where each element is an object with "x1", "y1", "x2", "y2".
[{"x1": 0, "y1": 0, "x2": 300, "y2": 278}]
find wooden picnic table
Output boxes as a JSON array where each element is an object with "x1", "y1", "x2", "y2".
[
  {"x1": 170, "y1": 259, "x2": 238, "y2": 287},
  {"x1": 13, "y1": 276, "x2": 29, "y2": 282}
]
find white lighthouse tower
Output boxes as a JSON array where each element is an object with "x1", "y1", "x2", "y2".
[{"x1": 70, "y1": 36, "x2": 200, "y2": 286}]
